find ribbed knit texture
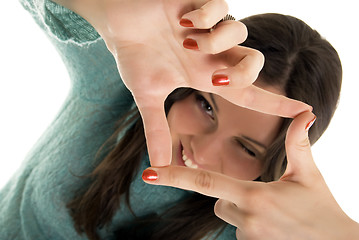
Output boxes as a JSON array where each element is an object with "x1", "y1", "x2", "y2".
[{"x1": 0, "y1": 0, "x2": 236, "y2": 239}]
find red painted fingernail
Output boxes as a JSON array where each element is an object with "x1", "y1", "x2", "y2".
[
  {"x1": 142, "y1": 169, "x2": 158, "y2": 181},
  {"x1": 212, "y1": 74, "x2": 230, "y2": 86},
  {"x1": 180, "y1": 18, "x2": 194, "y2": 27},
  {"x1": 305, "y1": 116, "x2": 317, "y2": 132},
  {"x1": 183, "y1": 38, "x2": 199, "y2": 50}
]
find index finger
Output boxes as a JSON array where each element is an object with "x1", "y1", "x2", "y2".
[
  {"x1": 216, "y1": 85, "x2": 312, "y2": 118},
  {"x1": 193, "y1": 83, "x2": 312, "y2": 118},
  {"x1": 188, "y1": 46, "x2": 312, "y2": 118},
  {"x1": 142, "y1": 166, "x2": 255, "y2": 204}
]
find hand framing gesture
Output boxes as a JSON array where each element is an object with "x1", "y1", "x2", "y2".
[
  {"x1": 56, "y1": 0, "x2": 311, "y2": 166},
  {"x1": 143, "y1": 111, "x2": 359, "y2": 239}
]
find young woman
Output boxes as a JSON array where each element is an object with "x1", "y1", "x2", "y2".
[{"x1": 0, "y1": 0, "x2": 344, "y2": 239}]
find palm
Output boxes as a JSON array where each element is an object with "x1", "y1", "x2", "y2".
[
  {"x1": 91, "y1": 0, "x2": 233, "y2": 166},
  {"x1": 105, "y1": 0, "x2": 225, "y2": 96},
  {"x1": 114, "y1": 41, "x2": 218, "y2": 100},
  {"x1": 82, "y1": 0, "x2": 311, "y2": 166}
]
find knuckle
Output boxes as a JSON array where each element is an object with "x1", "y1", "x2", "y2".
[
  {"x1": 213, "y1": 200, "x2": 222, "y2": 217},
  {"x1": 198, "y1": 8, "x2": 212, "y2": 27},
  {"x1": 167, "y1": 168, "x2": 180, "y2": 187},
  {"x1": 269, "y1": 95, "x2": 285, "y2": 114},
  {"x1": 242, "y1": 71, "x2": 256, "y2": 86},
  {"x1": 195, "y1": 170, "x2": 214, "y2": 191},
  {"x1": 295, "y1": 137, "x2": 311, "y2": 152},
  {"x1": 246, "y1": 49, "x2": 265, "y2": 79},
  {"x1": 240, "y1": 87, "x2": 256, "y2": 106},
  {"x1": 286, "y1": 134, "x2": 311, "y2": 153},
  {"x1": 242, "y1": 216, "x2": 263, "y2": 239},
  {"x1": 252, "y1": 49, "x2": 265, "y2": 67},
  {"x1": 234, "y1": 63, "x2": 259, "y2": 88},
  {"x1": 234, "y1": 21, "x2": 248, "y2": 43},
  {"x1": 205, "y1": 34, "x2": 220, "y2": 54},
  {"x1": 299, "y1": 137, "x2": 311, "y2": 149},
  {"x1": 213, "y1": 199, "x2": 226, "y2": 217},
  {"x1": 242, "y1": 186, "x2": 266, "y2": 209}
]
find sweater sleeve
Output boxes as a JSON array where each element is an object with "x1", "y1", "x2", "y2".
[
  {"x1": 0, "y1": 1, "x2": 135, "y2": 239},
  {"x1": 19, "y1": 0, "x2": 132, "y2": 104},
  {"x1": 19, "y1": 0, "x2": 100, "y2": 44}
]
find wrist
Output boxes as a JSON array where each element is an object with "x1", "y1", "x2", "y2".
[
  {"x1": 345, "y1": 219, "x2": 359, "y2": 239},
  {"x1": 328, "y1": 214, "x2": 359, "y2": 240},
  {"x1": 308, "y1": 210, "x2": 359, "y2": 240}
]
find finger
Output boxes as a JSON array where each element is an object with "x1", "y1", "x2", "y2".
[
  {"x1": 210, "y1": 86, "x2": 312, "y2": 118},
  {"x1": 142, "y1": 166, "x2": 254, "y2": 205},
  {"x1": 134, "y1": 96, "x2": 172, "y2": 167},
  {"x1": 181, "y1": 0, "x2": 229, "y2": 29},
  {"x1": 281, "y1": 111, "x2": 319, "y2": 184},
  {"x1": 192, "y1": 44, "x2": 311, "y2": 117},
  {"x1": 214, "y1": 199, "x2": 244, "y2": 227},
  {"x1": 184, "y1": 48, "x2": 311, "y2": 117},
  {"x1": 186, "y1": 20, "x2": 247, "y2": 54},
  {"x1": 211, "y1": 46, "x2": 264, "y2": 88}
]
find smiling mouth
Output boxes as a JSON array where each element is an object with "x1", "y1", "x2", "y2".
[{"x1": 182, "y1": 150, "x2": 198, "y2": 169}]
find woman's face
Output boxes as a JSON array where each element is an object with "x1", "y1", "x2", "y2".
[{"x1": 167, "y1": 85, "x2": 284, "y2": 180}]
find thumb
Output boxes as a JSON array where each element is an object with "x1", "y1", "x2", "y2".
[
  {"x1": 135, "y1": 96, "x2": 172, "y2": 167},
  {"x1": 281, "y1": 111, "x2": 318, "y2": 184}
]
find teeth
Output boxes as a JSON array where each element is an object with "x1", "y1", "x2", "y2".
[{"x1": 182, "y1": 150, "x2": 198, "y2": 169}]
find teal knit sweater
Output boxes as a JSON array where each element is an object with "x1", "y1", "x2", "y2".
[{"x1": 0, "y1": 0, "x2": 235, "y2": 239}]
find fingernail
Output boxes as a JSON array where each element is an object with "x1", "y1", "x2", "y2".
[
  {"x1": 183, "y1": 38, "x2": 199, "y2": 50},
  {"x1": 180, "y1": 18, "x2": 194, "y2": 27},
  {"x1": 305, "y1": 116, "x2": 317, "y2": 132},
  {"x1": 212, "y1": 74, "x2": 230, "y2": 86},
  {"x1": 142, "y1": 169, "x2": 158, "y2": 181}
]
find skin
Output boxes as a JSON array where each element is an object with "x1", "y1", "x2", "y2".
[
  {"x1": 48, "y1": 0, "x2": 359, "y2": 238},
  {"x1": 145, "y1": 111, "x2": 359, "y2": 239},
  {"x1": 52, "y1": 0, "x2": 311, "y2": 167},
  {"x1": 167, "y1": 85, "x2": 284, "y2": 180}
]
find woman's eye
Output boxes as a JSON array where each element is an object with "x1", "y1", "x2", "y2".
[
  {"x1": 195, "y1": 94, "x2": 215, "y2": 119},
  {"x1": 237, "y1": 141, "x2": 256, "y2": 158}
]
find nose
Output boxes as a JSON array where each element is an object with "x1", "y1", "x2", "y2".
[{"x1": 190, "y1": 132, "x2": 224, "y2": 166}]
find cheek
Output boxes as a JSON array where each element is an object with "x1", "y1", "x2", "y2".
[
  {"x1": 167, "y1": 98, "x2": 209, "y2": 134},
  {"x1": 222, "y1": 145, "x2": 262, "y2": 180},
  {"x1": 224, "y1": 158, "x2": 262, "y2": 180}
]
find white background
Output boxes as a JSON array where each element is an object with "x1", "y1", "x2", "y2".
[{"x1": 1, "y1": 0, "x2": 359, "y2": 223}]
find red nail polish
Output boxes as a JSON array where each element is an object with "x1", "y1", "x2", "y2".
[
  {"x1": 183, "y1": 38, "x2": 199, "y2": 50},
  {"x1": 305, "y1": 116, "x2": 317, "y2": 132},
  {"x1": 142, "y1": 169, "x2": 158, "y2": 181},
  {"x1": 180, "y1": 18, "x2": 194, "y2": 27},
  {"x1": 212, "y1": 74, "x2": 230, "y2": 86}
]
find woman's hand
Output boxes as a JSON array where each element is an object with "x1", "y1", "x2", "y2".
[
  {"x1": 142, "y1": 111, "x2": 359, "y2": 239},
  {"x1": 52, "y1": 0, "x2": 311, "y2": 167}
]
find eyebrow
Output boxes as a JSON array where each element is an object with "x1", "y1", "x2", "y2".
[
  {"x1": 241, "y1": 135, "x2": 268, "y2": 150},
  {"x1": 208, "y1": 93, "x2": 268, "y2": 151},
  {"x1": 209, "y1": 93, "x2": 219, "y2": 112}
]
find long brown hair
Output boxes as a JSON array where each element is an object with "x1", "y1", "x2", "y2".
[{"x1": 67, "y1": 14, "x2": 342, "y2": 239}]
